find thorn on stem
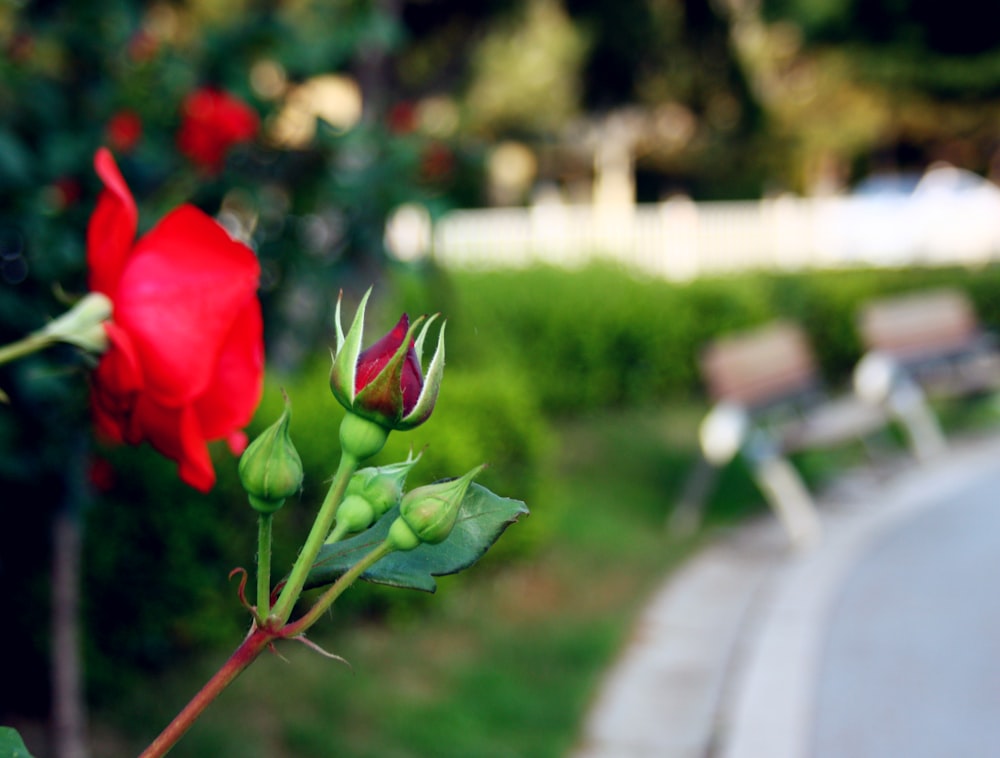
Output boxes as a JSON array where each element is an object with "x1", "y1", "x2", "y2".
[{"x1": 292, "y1": 634, "x2": 353, "y2": 670}]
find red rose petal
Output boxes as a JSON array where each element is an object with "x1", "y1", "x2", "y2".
[
  {"x1": 129, "y1": 398, "x2": 216, "y2": 492},
  {"x1": 114, "y1": 205, "x2": 260, "y2": 404},
  {"x1": 91, "y1": 322, "x2": 144, "y2": 442},
  {"x1": 88, "y1": 148, "x2": 138, "y2": 298},
  {"x1": 355, "y1": 314, "x2": 410, "y2": 391},
  {"x1": 193, "y1": 297, "x2": 264, "y2": 441}
]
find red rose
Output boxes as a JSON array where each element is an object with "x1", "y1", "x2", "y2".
[
  {"x1": 176, "y1": 88, "x2": 259, "y2": 173},
  {"x1": 106, "y1": 110, "x2": 143, "y2": 153},
  {"x1": 87, "y1": 148, "x2": 264, "y2": 491},
  {"x1": 329, "y1": 289, "x2": 445, "y2": 432}
]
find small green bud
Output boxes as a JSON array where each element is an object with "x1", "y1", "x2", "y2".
[
  {"x1": 335, "y1": 494, "x2": 377, "y2": 534},
  {"x1": 344, "y1": 451, "x2": 422, "y2": 521},
  {"x1": 329, "y1": 452, "x2": 423, "y2": 541},
  {"x1": 399, "y1": 464, "x2": 486, "y2": 545},
  {"x1": 238, "y1": 393, "x2": 304, "y2": 514},
  {"x1": 386, "y1": 516, "x2": 422, "y2": 551}
]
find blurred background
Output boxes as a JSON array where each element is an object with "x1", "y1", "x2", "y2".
[{"x1": 3, "y1": 0, "x2": 1000, "y2": 756}]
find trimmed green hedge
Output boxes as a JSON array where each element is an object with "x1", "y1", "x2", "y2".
[{"x1": 426, "y1": 262, "x2": 1000, "y2": 411}]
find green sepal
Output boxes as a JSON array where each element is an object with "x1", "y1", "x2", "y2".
[
  {"x1": 399, "y1": 318, "x2": 446, "y2": 430},
  {"x1": 0, "y1": 727, "x2": 36, "y2": 758},
  {"x1": 330, "y1": 287, "x2": 373, "y2": 408},
  {"x1": 304, "y1": 483, "x2": 528, "y2": 593}
]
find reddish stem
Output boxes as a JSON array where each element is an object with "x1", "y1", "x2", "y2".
[{"x1": 138, "y1": 626, "x2": 274, "y2": 758}]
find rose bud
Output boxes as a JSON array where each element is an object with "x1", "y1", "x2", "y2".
[
  {"x1": 330, "y1": 289, "x2": 445, "y2": 440},
  {"x1": 238, "y1": 394, "x2": 303, "y2": 513},
  {"x1": 388, "y1": 464, "x2": 486, "y2": 550},
  {"x1": 329, "y1": 452, "x2": 422, "y2": 538}
]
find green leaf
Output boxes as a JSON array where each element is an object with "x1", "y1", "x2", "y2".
[
  {"x1": 0, "y1": 727, "x2": 36, "y2": 758},
  {"x1": 304, "y1": 484, "x2": 528, "y2": 593},
  {"x1": 0, "y1": 130, "x2": 32, "y2": 190}
]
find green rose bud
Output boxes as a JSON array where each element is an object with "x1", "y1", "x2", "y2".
[
  {"x1": 347, "y1": 451, "x2": 422, "y2": 516},
  {"x1": 328, "y1": 452, "x2": 423, "y2": 541},
  {"x1": 386, "y1": 516, "x2": 422, "y2": 552},
  {"x1": 238, "y1": 393, "x2": 304, "y2": 513},
  {"x1": 334, "y1": 494, "x2": 378, "y2": 534},
  {"x1": 398, "y1": 464, "x2": 486, "y2": 545}
]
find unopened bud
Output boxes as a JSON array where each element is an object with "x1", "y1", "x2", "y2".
[
  {"x1": 346, "y1": 451, "x2": 421, "y2": 516},
  {"x1": 238, "y1": 393, "x2": 303, "y2": 513},
  {"x1": 330, "y1": 452, "x2": 423, "y2": 540},
  {"x1": 334, "y1": 494, "x2": 377, "y2": 534},
  {"x1": 398, "y1": 464, "x2": 485, "y2": 545}
]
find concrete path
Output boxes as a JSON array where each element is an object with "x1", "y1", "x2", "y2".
[{"x1": 573, "y1": 432, "x2": 1000, "y2": 758}]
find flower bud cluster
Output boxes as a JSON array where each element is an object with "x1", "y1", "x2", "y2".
[
  {"x1": 330, "y1": 453, "x2": 421, "y2": 537},
  {"x1": 387, "y1": 464, "x2": 485, "y2": 551}
]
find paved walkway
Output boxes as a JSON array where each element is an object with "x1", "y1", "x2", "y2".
[{"x1": 573, "y1": 432, "x2": 1000, "y2": 758}]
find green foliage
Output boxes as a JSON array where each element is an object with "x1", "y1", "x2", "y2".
[
  {"x1": 0, "y1": 727, "x2": 35, "y2": 758},
  {"x1": 82, "y1": 447, "x2": 256, "y2": 704},
  {"x1": 442, "y1": 263, "x2": 1000, "y2": 412},
  {"x1": 90, "y1": 406, "x2": 706, "y2": 758}
]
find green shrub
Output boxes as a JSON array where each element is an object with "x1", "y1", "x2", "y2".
[{"x1": 438, "y1": 262, "x2": 1000, "y2": 411}]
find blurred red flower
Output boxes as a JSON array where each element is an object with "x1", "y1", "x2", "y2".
[
  {"x1": 177, "y1": 88, "x2": 259, "y2": 173},
  {"x1": 87, "y1": 148, "x2": 264, "y2": 491},
  {"x1": 420, "y1": 142, "x2": 454, "y2": 183},
  {"x1": 387, "y1": 101, "x2": 417, "y2": 135},
  {"x1": 128, "y1": 30, "x2": 159, "y2": 63},
  {"x1": 106, "y1": 110, "x2": 143, "y2": 153},
  {"x1": 50, "y1": 177, "x2": 82, "y2": 211}
]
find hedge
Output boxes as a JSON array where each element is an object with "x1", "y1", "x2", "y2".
[{"x1": 423, "y1": 262, "x2": 1000, "y2": 412}]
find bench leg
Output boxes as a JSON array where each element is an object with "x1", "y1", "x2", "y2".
[
  {"x1": 668, "y1": 454, "x2": 719, "y2": 536},
  {"x1": 750, "y1": 455, "x2": 822, "y2": 550},
  {"x1": 888, "y1": 381, "x2": 948, "y2": 462}
]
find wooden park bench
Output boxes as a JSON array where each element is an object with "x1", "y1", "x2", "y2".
[
  {"x1": 857, "y1": 288, "x2": 1000, "y2": 399},
  {"x1": 671, "y1": 320, "x2": 945, "y2": 549}
]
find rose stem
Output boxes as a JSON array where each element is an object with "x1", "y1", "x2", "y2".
[
  {"x1": 269, "y1": 452, "x2": 358, "y2": 624},
  {"x1": 138, "y1": 627, "x2": 272, "y2": 758},
  {"x1": 257, "y1": 513, "x2": 273, "y2": 618}
]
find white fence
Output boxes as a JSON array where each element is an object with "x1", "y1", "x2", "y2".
[{"x1": 430, "y1": 192, "x2": 1000, "y2": 280}]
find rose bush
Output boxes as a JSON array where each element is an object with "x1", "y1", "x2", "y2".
[
  {"x1": 88, "y1": 147, "x2": 264, "y2": 491},
  {"x1": 176, "y1": 87, "x2": 259, "y2": 173}
]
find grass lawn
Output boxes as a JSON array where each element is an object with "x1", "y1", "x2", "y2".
[{"x1": 89, "y1": 404, "x2": 772, "y2": 758}]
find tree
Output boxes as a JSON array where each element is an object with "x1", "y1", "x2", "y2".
[{"x1": 749, "y1": 0, "x2": 1000, "y2": 188}]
